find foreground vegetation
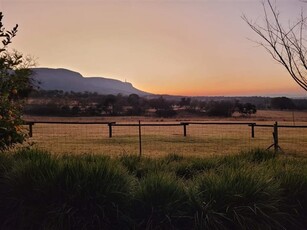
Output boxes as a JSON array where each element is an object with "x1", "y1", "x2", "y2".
[
  {"x1": 0, "y1": 12, "x2": 34, "y2": 151},
  {"x1": 0, "y1": 149, "x2": 306, "y2": 229}
]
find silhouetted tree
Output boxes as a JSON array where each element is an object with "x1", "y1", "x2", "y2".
[
  {"x1": 293, "y1": 98, "x2": 307, "y2": 110},
  {"x1": 155, "y1": 109, "x2": 177, "y2": 118},
  {"x1": 243, "y1": 0, "x2": 307, "y2": 92},
  {"x1": 128, "y1": 94, "x2": 140, "y2": 106},
  {"x1": 236, "y1": 102, "x2": 257, "y2": 116},
  {"x1": 127, "y1": 94, "x2": 144, "y2": 115},
  {"x1": 71, "y1": 106, "x2": 80, "y2": 115},
  {"x1": 0, "y1": 12, "x2": 34, "y2": 150},
  {"x1": 206, "y1": 101, "x2": 235, "y2": 117},
  {"x1": 103, "y1": 95, "x2": 117, "y2": 115},
  {"x1": 148, "y1": 97, "x2": 176, "y2": 117},
  {"x1": 179, "y1": 97, "x2": 191, "y2": 107},
  {"x1": 149, "y1": 97, "x2": 170, "y2": 110},
  {"x1": 271, "y1": 97, "x2": 296, "y2": 110}
]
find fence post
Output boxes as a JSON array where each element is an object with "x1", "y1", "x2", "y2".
[
  {"x1": 108, "y1": 122, "x2": 114, "y2": 138},
  {"x1": 273, "y1": 121, "x2": 279, "y2": 152},
  {"x1": 266, "y1": 121, "x2": 281, "y2": 152},
  {"x1": 251, "y1": 123, "x2": 255, "y2": 138},
  {"x1": 29, "y1": 123, "x2": 33, "y2": 137},
  {"x1": 181, "y1": 122, "x2": 188, "y2": 137},
  {"x1": 138, "y1": 120, "x2": 142, "y2": 158}
]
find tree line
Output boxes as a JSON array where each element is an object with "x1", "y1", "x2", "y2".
[
  {"x1": 25, "y1": 90, "x2": 307, "y2": 118},
  {"x1": 25, "y1": 90, "x2": 259, "y2": 117}
]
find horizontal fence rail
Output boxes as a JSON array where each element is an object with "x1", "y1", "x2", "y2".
[
  {"x1": 25, "y1": 121, "x2": 259, "y2": 138},
  {"x1": 22, "y1": 120, "x2": 307, "y2": 156},
  {"x1": 185, "y1": 122, "x2": 256, "y2": 125}
]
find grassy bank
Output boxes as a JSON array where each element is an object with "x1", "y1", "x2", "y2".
[{"x1": 0, "y1": 149, "x2": 306, "y2": 229}]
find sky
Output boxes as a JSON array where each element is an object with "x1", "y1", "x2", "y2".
[{"x1": 1, "y1": 0, "x2": 306, "y2": 97}]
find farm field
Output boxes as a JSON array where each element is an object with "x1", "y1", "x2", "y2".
[{"x1": 22, "y1": 110, "x2": 307, "y2": 157}]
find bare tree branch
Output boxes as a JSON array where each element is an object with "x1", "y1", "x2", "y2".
[{"x1": 243, "y1": 0, "x2": 307, "y2": 92}]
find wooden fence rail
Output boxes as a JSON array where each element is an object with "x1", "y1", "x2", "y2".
[
  {"x1": 25, "y1": 121, "x2": 112, "y2": 138},
  {"x1": 21, "y1": 120, "x2": 307, "y2": 155},
  {"x1": 24, "y1": 121, "x2": 307, "y2": 138}
]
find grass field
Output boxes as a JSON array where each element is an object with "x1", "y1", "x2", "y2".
[
  {"x1": 0, "y1": 148, "x2": 306, "y2": 229},
  {"x1": 22, "y1": 110, "x2": 307, "y2": 157},
  {"x1": 7, "y1": 110, "x2": 307, "y2": 229}
]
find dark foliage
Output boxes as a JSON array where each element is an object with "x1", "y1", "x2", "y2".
[
  {"x1": 271, "y1": 97, "x2": 296, "y2": 110},
  {"x1": 236, "y1": 102, "x2": 257, "y2": 116},
  {"x1": 0, "y1": 149, "x2": 306, "y2": 229},
  {"x1": 0, "y1": 12, "x2": 34, "y2": 150},
  {"x1": 206, "y1": 101, "x2": 235, "y2": 117}
]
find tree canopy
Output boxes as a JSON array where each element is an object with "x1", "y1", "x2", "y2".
[{"x1": 0, "y1": 12, "x2": 34, "y2": 150}]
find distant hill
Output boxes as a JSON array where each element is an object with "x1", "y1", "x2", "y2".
[{"x1": 31, "y1": 68, "x2": 151, "y2": 96}]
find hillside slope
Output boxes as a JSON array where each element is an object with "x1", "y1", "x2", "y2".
[{"x1": 32, "y1": 68, "x2": 150, "y2": 96}]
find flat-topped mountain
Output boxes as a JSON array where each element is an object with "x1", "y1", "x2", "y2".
[{"x1": 31, "y1": 68, "x2": 151, "y2": 96}]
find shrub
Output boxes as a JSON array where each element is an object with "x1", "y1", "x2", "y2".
[
  {"x1": 175, "y1": 158, "x2": 219, "y2": 179},
  {"x1": 271, "y1": 97, "x2": 296, "y2": 110},
  {"x1": 0, "y1": 150, "x2": 135, "y2": 229},
  {"x1": 206, "y1": 101, "x2": 235, "y2": 117},
  {"x1": 0, "y1": 149, "x2": 59, "y2": 229},
  {"x1": 132, "y1": 173, "x2": 190, "y2": 229},
  {"x1": 192, "y1": 168, "x2": 287, "y2": 229},
  {"x1": 274, "y1": 164, "x2": 307, "y2": 228},
  {"x1": 155, "y1": 108, "x2": 177, "y2": 118},
  {"x1": 0, "y1": 13, "x2": 34, "y2": 150},
  {"x1": 236, "y1": 102, "x2": 257, "y2": 116}
]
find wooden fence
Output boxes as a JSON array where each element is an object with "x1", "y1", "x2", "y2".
[
  {"x1": 26, "y1": 121, "x2": 258, "y2": 138},
  {"x1": 24, "y1": 121, "x2": 307, "y2": 156}
]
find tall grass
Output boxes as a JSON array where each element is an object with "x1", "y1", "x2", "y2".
[
  {"x1": 191, "y1": 169, "x2": 286, "y2": 229},
  {"x1": 132, "y1": 173, "x2": 190, "y2": 229},
  {"x1": 0, "y1": 148, "x2": 306, "y2": 229},
  {"x1": 0, "y1": 149, "x2": 135, "y2": 229}
]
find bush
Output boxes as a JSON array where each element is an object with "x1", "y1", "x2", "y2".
[
  {"x1": 206, "y1": 101, "x2": 235, "y2": 117},
  {"x1": 132, "y1": 173, "x2": 190, "y2": 229},
  {"x1": 275, "y1": 164, "x2": 307, "y2": 228},
  {"x1": 0, "y1": 150, "x2": 134, "y2": 229},
  {"x1": 0, "y1": 13, "x2": 34, "y2": 150},
  {"x1": 236, "y1": 102, "x2": 257, "y2": 116},
  {"x1": 271, "y1": 97, "x2": 296, "y2": 110},
  {"x1": 192, "y1": 168, "x2": 286, "y2": 229},
  {"x1": 47, "y1": 157, "x2": 134, "y2": 229},
  {"x1": 155, "y1": 108, "x2": 177, "y2": 117}
]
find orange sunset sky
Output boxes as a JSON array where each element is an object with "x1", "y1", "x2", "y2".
[{"x1": 1, "y1": 0, "x2": 306, "y2": 96}]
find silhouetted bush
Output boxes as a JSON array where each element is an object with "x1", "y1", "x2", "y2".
[
  {"x1": 155, "y1": 109, "x2": 177, "y2": 117},
  {"x1": 236, "y1": 102, "x2": 257, "y2": 116},
  {"x1": 206, "y1": 101, "x2": 235, "y2": 117},
  {"x1": 271, "y1": 97, "x2": 296, "y2": 110}
]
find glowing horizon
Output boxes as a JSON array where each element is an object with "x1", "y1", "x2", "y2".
[{"x1": 1, "y1": 0, "x2": 306, "y2": 97}]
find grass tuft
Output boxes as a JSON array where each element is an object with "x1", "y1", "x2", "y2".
[
  {"x1": 191, "y1": 168, "x2": 287, "y2": 229},
  {"x1": 132, "y1": 173, "x2": 190, "y2": 229},
  {"x1": 0, "y1": 148, "x2": 306, "y2": 229}
]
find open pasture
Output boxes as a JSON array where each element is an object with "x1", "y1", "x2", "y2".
[{"x1": 25, "y1": 118, "x2": 307, "y2": 157}]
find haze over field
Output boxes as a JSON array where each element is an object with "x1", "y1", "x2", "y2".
[{"x1": 1, "y1": 0, "x2": 306, "y2": 96}]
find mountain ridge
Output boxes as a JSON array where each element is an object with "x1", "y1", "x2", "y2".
[{"x1": 31, "y1": 68, "x2": 151, "y2": 96}]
